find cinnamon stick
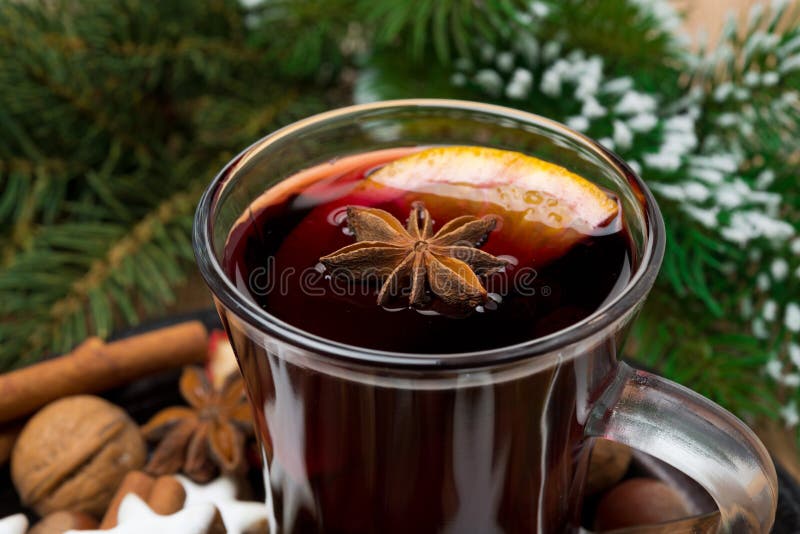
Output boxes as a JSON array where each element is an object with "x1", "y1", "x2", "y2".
[{"x1": 0, "y1": 321, "x2": 208, "y2": 424}]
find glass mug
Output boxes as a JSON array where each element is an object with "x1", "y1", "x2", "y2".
[{"x1": 194, "y1": 100, "x2": 777, "y2": 533}]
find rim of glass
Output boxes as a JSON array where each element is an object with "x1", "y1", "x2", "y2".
[{"x1": 193, "y1": 99, "x2": 665, "y2": 369}]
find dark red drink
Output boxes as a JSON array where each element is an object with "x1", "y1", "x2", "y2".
[{"x1": 221, "y1": 147, "x2": 634, "y2": 533}]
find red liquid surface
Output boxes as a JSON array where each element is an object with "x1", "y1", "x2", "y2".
[{"x1": 223, "y1": 149, "x2": 633, "y2": 354}]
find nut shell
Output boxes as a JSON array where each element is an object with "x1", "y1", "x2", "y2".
[
  {"x1": 594, "y1": 477, "x2": 691, "y2": 530},
  {"x1": 11, "y1": 395, "x2": 146, "y2": 517}
]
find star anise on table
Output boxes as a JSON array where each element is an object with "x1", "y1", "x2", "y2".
[
  {"x1": 141, "y1": 366, "x2": 253, "y2": 483},
  {"x1": 320, "y1": 202, "x2": 508, "y2": 308}
]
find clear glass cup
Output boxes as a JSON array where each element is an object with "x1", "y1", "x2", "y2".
[{"x1": 194, "y1": 100, "x2": 777, "y2": 533}]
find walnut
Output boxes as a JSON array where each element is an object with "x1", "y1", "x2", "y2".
[{"x1": 11, "y1": 395, "x2": 146, "y2": 518}]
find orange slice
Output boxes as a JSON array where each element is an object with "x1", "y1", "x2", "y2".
[{"x1": 358, "y1": 146, "x2": 620, "y2": 264}]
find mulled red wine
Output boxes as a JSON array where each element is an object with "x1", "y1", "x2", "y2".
[
  {"x1": 221, "y1": 146, "x2": 634, "y2": 533},
  {"x1": 223, "y1": 147, "x2": 633, "y2": 354}
]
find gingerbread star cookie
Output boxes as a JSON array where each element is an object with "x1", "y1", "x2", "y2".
[
  {"x1": 66, "y1": 494, "x2": 220, "y2": 534},
  {"x1": 178, "y1": 475, "x2": 269, "y2": 534}
]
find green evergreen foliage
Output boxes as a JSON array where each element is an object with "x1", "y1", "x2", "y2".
[
  {"x1": 363, "y1": 0, "x2": 529, "y2": 64},
  {"x1": 1, "y1": 0, "x2": 799, "y2": 432},
  {"x1": 0, "y1": 0, "x2": 339, "y2": 366}
]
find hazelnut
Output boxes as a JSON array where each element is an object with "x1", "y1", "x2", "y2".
[
  {"x1": 594, "y1": 477, "x2": 691, "y2": 531},
  {"x1": 11, "y1": 395, "x2": 146, "y2": 517},
  {"x1": 28, "y1": 511, "x2": 98, "y2": 534},
  {"x1": 586, "y1": 438, "x2": 632, "y2": 495}
]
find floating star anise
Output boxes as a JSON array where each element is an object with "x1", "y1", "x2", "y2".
[
  {"x1": 141, "y1": 367, "x2": 253, "y2": 483},
  {"x1": 320, "y1": 202, "x2": 508, "y2": 308}
]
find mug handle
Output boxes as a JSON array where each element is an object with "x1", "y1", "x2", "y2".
[{"x1": 585, "y1": 362, "x2": 778, "y2": 533}]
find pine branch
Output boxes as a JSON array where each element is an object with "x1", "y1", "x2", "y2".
[
  {"x1": 246, "y1": 0, "x2": 353, "y2": 78},
  {"x1": 639, "y1": 1, "x2": 800, "y2": 425},
  {"x1": 632, "y1": 294, "x2": 781, "y2": 421},
  {"x1": 362, "y1": 0, "x2": 528, "y2": 64},
  {"x1": 690, "y1": 1, "x2": 800, "y2": 161},
  {"x1": 0, "y1": 0, "x2": 345, "y2": 369},
  {"x1": 0, "y1": 174, "x2": 205, "y2": 370},
  {"x1": 357, "y1": 0, "x2": 685, "y2": 112},
  {"x1": 0, "y1": 158, "x2": 88, "y2": 266},
  {"x1": 534, "y1": 0, "x2": 687, "y2": 95},
  {"x1": 354, "y1": 52, "x2": 482, "y2": 103}
]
